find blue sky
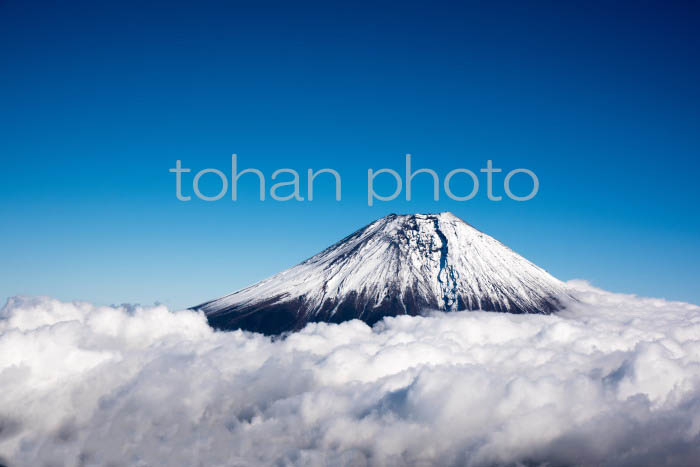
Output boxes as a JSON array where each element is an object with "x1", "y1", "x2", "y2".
[{"x1": 1, "y1": 0, "x2": 699, "y2": 310}]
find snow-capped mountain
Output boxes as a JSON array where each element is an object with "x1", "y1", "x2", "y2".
[{"x1": 194, "y1": 212, "x2": 570, "y2": 334}]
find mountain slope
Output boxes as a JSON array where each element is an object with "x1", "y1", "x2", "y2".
[{"x1": 194, "y1": 212, "x2": 570, "y2": 334}]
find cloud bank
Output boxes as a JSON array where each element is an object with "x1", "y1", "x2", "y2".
[{"x1": 1, "y1": 281, "x2": 700, "y2": 466}]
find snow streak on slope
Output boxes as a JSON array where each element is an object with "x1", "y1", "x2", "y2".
[{"x1": 197, "y1": 213, "x2": 569, "y2": 333}]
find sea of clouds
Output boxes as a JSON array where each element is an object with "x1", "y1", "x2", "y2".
[{"x1": 1, "y1": 281, "x2": 700, "y2": 467}]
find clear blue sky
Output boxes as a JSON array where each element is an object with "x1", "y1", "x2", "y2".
[{"x1": 1, "y1": 0, "x2": 699, "y2": 310}]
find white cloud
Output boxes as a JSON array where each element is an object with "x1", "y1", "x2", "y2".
[{"x1": 1, "y1": 282, "x2": 700, "y2": 466}]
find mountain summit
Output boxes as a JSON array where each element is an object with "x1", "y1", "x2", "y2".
[{"x1": 195, "y1": 212, "x2": 570, "y2": 334}]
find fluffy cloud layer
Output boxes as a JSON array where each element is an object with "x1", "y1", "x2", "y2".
[{"x1": 1, "y1": 282, "x2": 700, "y2": 467}]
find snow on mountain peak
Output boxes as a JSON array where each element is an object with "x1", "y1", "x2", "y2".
[{"x1": 195, "y1": 212, "x2": 570, "y2": 334}]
